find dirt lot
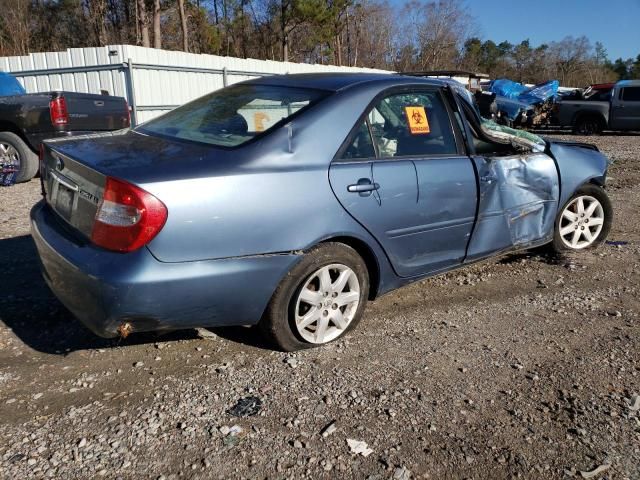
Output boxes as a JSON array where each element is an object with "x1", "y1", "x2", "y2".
[{"x1": 1, "y1": 134, "x2": 639, "y2": 480}]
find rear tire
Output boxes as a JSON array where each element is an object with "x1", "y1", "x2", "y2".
[
  {"x1": 572, "y1": 116, "x2": 603, "y2": 136},
  {"x1": 0, "y1": 132, "x2": 38, "y2": 183},
  {"x1": 551, "y1": 184, "x2": 612, "y2": 253},
  {"x1": 259, "y1": 243, "x2": 369, "y2": 351}
]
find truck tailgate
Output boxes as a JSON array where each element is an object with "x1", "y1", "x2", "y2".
[{"x1": 63, "y1": 92, "x2": 129, "y2": 131}]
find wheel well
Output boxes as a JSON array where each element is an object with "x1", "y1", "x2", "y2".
[
  {"x1": 321, "y1": 236, "x2": 380, "y2": 300},
  {"x1": 573, "y1": 112, "x2": 605, "y2": 127},
  {"x1": 0, "y1": 121, "x2": 33, "y2": 151}
]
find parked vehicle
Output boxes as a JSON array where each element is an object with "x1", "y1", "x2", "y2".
[
  {"x1": 0, "y1": 71, "x2": 130, "y2": 183},
  {"x1": 486, "y1": 79, "x2": 559, "y2": 128},
  {"x1": 32, "y1": 73, "x2": 613, "y2": 351},
  {"x1": 552, "y1": 80, "x2": 640, "y2": 134}
]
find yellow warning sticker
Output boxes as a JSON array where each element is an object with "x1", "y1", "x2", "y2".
[{"x1": 404, "y1": 106, "x2": 430, "y2": 135}]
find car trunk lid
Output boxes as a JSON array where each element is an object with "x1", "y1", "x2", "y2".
[{"x1": 41, "y1": 145, "x2": 106, "y2": 238}]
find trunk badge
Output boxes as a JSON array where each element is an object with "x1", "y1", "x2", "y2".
[{"x1": 55, "y1": 158, "x2": 64, "y2": 171}]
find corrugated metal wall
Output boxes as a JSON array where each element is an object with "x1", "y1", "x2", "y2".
[{"x1": 0, "y1": 45, "x2": 390, "y2": 124}]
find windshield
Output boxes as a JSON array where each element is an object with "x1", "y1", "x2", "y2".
[
  {"x1": 139, "y1": 84, "x2": 328, "y2": 148},
  {"x1": 0, "y1": 72, "x2": 26, "y2": 96}
]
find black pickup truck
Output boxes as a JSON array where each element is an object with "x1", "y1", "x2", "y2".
[{"x1": 0, "y1": 72, "x2": 130, "y2": 183}]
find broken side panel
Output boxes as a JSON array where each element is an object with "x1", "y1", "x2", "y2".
[{"x1": 466, "y1": 152, "x2": 560, "y2": 261}]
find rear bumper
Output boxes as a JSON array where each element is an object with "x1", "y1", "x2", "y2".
[{"x1": 30, "y1": 201, "x2": 300, "y2": 338}]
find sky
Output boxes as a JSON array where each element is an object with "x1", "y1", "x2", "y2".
[{"x1": 398, "y1": 0, "x2": 640, "y2": 61}]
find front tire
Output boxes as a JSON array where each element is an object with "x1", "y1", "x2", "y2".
[
  {"x1": 0, "y1": 132, "x2": 39, "y2": 183},
  {"x1": 259, "y1": 243, "x2": 369, "y2": 351},
  {"x1": 551, "y1": 184, "x2": 612, "y2": 253}
]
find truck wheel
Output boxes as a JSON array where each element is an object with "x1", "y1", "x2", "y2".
[
  {"x1": 573, "y1": 116, "x2": 603, "y2": 136},
  {"x1": 551, "y1": 184, "x2": 612, "y2": 253},
  {"x1": 0, "y1": 132, "x2": 39, "y2": 183},
  {"x1": 259, "y1": 243, "x2": 369, "y2": 351}
]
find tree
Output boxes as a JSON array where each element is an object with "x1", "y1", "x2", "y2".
[
  {"x1": 178, "y1": 0, "x2": 189, "y2": 51},
  {"x1": 137, "y1": 0, "x2": 151, "y2": 48},
  {"x1": 153, "y1": 0, "x2": 162, "y2": 49}
]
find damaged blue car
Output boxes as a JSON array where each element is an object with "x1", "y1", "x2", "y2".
[
  {"x1": 485, "y1": 79, "x2": 559, "y2": 127},
  {"x1": 31, "y1": 73, "x2": 612, "y2": 351}
]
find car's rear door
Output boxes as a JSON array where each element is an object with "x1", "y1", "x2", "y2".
[
  {"x1": 329, "y1": 87, "x2": 477, "y2": 278},
  {"x1": 610, "y1": 85, "x2": 640, "y2": 130}
]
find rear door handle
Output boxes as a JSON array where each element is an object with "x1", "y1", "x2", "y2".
[{"x1": 347, "y1": 180, "x2": 380, "y2": 193}]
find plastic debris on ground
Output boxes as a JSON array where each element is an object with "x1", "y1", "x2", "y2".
[
  {"x1": 579, "y1": 463, "x2": 611, "y2": 478},
  {"x1": 320, "y1": 421, "x2": 337, "y2": 438},
  {"x1": 605, "y1": 240, "x2": 628, "y2": 246},
  {"x1": 346, "y1": 438, "x2": 373, "y2": 457},
  {"x1": 228, "y1": 396, "x2": 262, "y2": 417},
  {"x1": 219, "y1": 425, "x2": 244, "y2": 447},
  {"x1": 0, "y1": 163, "x2": 18, "y2": 187}
]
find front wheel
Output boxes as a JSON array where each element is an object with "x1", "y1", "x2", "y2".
[
  {"x1": 259, "y1": 243, "x2": 369, "y2": 351},
  {"x1": 551, "y1": 185, "x2": 613, "y2": 253}
]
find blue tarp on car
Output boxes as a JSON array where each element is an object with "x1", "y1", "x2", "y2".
[
  {"x1": 488, "y1": 79, "x2": 559, "y2": 124},
  {"x1": 0, "y1": 72, "x2": 26, "y2": 96},
  {"x1": 489, "y1": 79, "x2": 559, "y2": 105}
]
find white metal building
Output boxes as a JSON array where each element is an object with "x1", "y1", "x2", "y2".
[{"x1": 0, "y1": 45, "x2": 390, "y2": 125}]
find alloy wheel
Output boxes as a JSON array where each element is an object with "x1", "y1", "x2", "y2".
[
  {"x1": 293, "y1": 263, "x2": 360, "y2": 344},
  {"x1": 0, "y1": 142, "x2": 20, "y2": 170},
  {"x1": 559, "y1": 195, "x2": 605, "y2": 249}
]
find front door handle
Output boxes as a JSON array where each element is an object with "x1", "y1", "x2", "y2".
[{"x1": 347, "y1": 179, "x2": 380, "y2": 193}]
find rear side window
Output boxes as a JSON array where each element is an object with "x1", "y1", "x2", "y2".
[
  {"x1": 139, "y1": 84, "x2": 328, "y2": 148},
  {"x1": 342, "y1": 90, "x2": 457, "y2": 160},
  {"x1": 621, "y1": 87, "x2": 640, "y2": 101}
]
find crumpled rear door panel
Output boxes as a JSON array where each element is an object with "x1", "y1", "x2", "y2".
[{"x1": 466, "y1": 152, "x2": 559, "y2": 261}]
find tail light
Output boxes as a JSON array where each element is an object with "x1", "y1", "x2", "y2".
[
  {"x1": 124, "y1": 101, "x2": 131, "y2": 127},
  {"x1": 50, "y1": 97, "x2": 69, "y2": 126},
  {"x1": 91, "y1": 177, "x2": 167, "y2": 253}
]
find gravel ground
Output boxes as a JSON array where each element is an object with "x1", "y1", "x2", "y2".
[{"x1": 1, "y1": 134, "x2": 639, "y2": 479}]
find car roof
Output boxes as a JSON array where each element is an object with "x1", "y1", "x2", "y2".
[
  {"x1": 617, "y1": 79, "x2": 640, "y2": 87},
  {"x1": 242, "y1": 72, "x2": 446, "y2": 91}
]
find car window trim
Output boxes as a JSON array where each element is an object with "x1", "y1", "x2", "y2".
[{"x1": 332, "y1": 85, "x2": 465, "y2": 164}]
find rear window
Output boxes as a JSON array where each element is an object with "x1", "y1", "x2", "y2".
[{"x1": 139, "y1": 84, "x2": 328, "y2": 147}]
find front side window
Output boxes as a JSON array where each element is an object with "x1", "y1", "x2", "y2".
[
  {"x1": 139, "y1": 84, "x2": 328, "y2": 148},
  {"x1": 622, "y1": 87, "x2": 640, "y2": 102},
  {"x1": 342, "y1": 90, "x2": 458, "y2": 160}
]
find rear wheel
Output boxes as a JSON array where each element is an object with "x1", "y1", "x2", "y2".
[
  {"x1": 259, "y1": 243, "x2": 369, "y2": 351},
  {"x1": 551, "y1": 185, "x2": 612, "y2": 253},
  {"x1": 573, "y1": 116, "x2": 603, "y2": 135},
  {"x1": 0, "y1": 132, "x2": 38, "y2": 183}
]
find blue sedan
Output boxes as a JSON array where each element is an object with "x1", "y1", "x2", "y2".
[{"x1": 31, "y1": 73, "x2": 613, "y2": 350}]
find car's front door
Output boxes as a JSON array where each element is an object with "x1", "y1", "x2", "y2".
[
  {"x1": 610, "y1": 85, "x2": 640, "y2": 130},
  {"x1": 460, "y1": 119, "x2": 560, "y2": 261},
  {"x1": 329, "y1": 88, "x2": 477, "y2": 278}
]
